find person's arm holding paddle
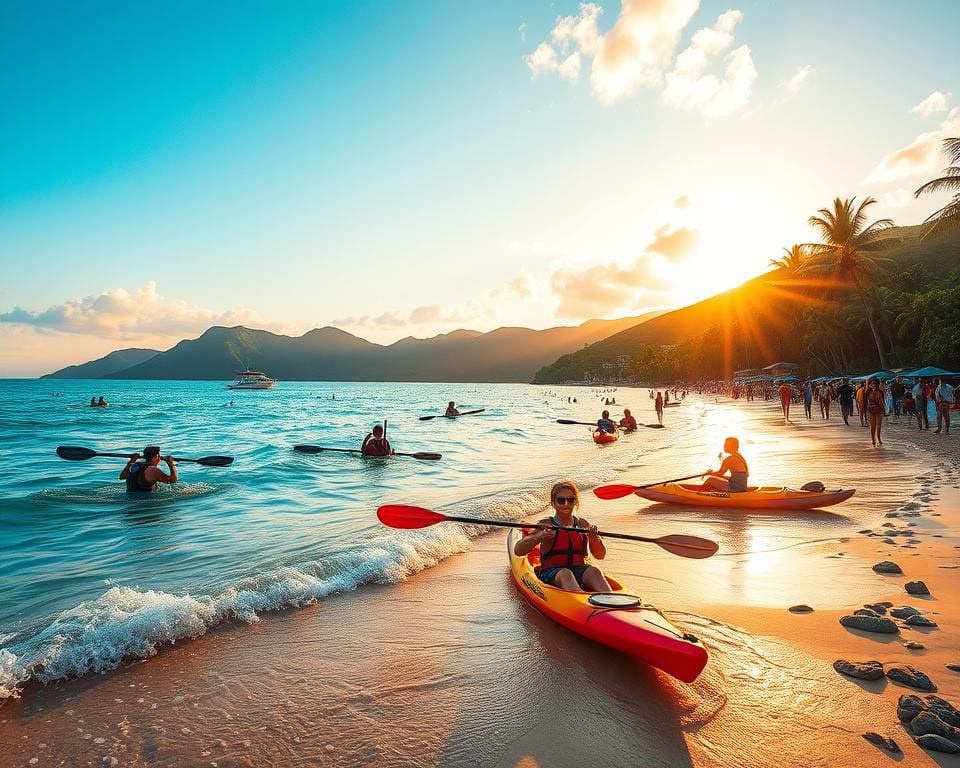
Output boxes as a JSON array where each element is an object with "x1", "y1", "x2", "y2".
[
  {"x1": 512, "y1": 518, "x2": 554, "y2": 557},
  {"x1": 578, "y1": 516, "x2": 606, "y2": 560},
  {"x1": 119, "y1": 452, "x2": 140, "y2": 481},
  {"x1": 154, "y1": 455, "x2": 178, "y2": 485}
]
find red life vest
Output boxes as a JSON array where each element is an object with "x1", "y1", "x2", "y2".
[
  {"x1": 361, "y1": 436, "x2": 390, "y2": 456},
  {"x1": 538, "y1": 517, "x2": 588, "y2": 570}
]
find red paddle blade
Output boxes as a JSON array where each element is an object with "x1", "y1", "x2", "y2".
[
  {"x1": 377, "y1": 504, "x2": 447, "y2": 529},
  {"x1": 592, "y1": 484, "x2": 638, "y2": 500}
]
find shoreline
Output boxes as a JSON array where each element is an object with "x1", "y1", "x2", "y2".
[{"x1": 2, "y1": 395, "x2": 959, "y2": 767}]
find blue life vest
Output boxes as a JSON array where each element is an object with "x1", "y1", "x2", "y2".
[{"x1": 125, "y1": 462, "x2": 157, "y2": 493}]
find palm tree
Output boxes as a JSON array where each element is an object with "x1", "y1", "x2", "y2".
[
  {"x1": 768, "y1": 244, "x2": 806, "y2": 272},
  {"x1": 800, "y1": 197, "x2": 899, "y2": 368},
  {"x1": 915, "y1": 137, "x2": 960, "y2": 240}
]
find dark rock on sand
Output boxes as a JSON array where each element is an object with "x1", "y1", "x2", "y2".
[
  {"x1": 948, "y1": 664, "x2": 960, "y2": 672},
  {"x1": 890, "y1": 606, "x2": 922, "y2": 619},
  {"x1": 858, "y1": 529, "x2": 872, "y2": 534},
  {"x1": 905, "y1": 615, "x2": 938, "y2": 628},
  {"x1": 903, "y1": 641, "x2": 926, "y2": 650},
  {"x1": 833, "y1": 659, "x2": 884, "y2": 680},
  {"x1": 898, "y1": 694, "x2": 926, "y2": 722},
  {"x1": 887, "y1": 665, "x2": 937, "y2": 692},
  {"x1": 840, "y1": 614, "x2": 899, "y2": 633},
  {"x1": 861, "y1": 732, "x2": 900, "y2": 753},
  {"x1": 910, "y1": 711, "x2": 960, "y2": 744},
  {"x1": 864, "y1": 602, "x2": 890, "y2": 614},
  {"x1": 854, "y1": 608, "x2": 881, "y2": 617},
  {"x1": 915, "y1": 734, "x2": 960, "y2": 754},
  {"x1": 925, "y1": 696, "x2": 960, "y2": 727},
  {"x1": 788, "y1": 604, "x2": 813, "y2": 613},
  {"x1": 872, "y1": 560, "x2": 903, "y2": 574},
  {"x1": 905, "y1": 580, "x2": 930, "y2": 595}
]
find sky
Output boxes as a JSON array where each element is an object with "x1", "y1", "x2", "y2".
[{"x1": 1, "y1": 0, "x2": 958, "y2": 376}]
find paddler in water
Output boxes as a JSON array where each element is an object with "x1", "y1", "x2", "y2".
[
  {"x1": 444, "y1": 401, "x2": 461, "y2": 417},
  {"x1": 702, "y1": 437, "x2": 749, "y2": 493},
  {"x1": 120, "y1": 446, "x2": 178, "y2": 493},
  {"x1": 619, "y1": 408, "x2": 637, "y2": 432},
  {"x1": 596, "y1": 409, "x2": 617, "y2": 433},
  {"x1": 513, "y1": 481, "x2": 612, "y2": 593},
  {"x1": 360, "y1": 424, "x2": 393, "y2": 456}
]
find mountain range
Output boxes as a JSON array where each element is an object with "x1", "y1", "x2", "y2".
[{"x1": 42, "y1": 312, "x2": 661, "y2": 382}]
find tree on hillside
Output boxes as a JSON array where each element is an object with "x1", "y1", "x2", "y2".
[
  {"x1": 800, "y1": 196, "x2": 899, "y2": 368},
  {"x1": 768, "y1": 244, "x2": 806, "y2": 272},
  {"x1": 915, "y1": 137, "x2": 960, "y2": 241}
]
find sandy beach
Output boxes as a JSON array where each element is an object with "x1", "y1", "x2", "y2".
[{"x1": 2, "y1": 395, "x2": 959, "y2": 768}]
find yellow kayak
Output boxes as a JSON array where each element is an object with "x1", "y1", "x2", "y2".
[
  {"x1": 635, "y1": 482, "x2": 855, "y2": 510},
  {"x1": 507, "y1": 528, "x2": 708, "y2": 683}
]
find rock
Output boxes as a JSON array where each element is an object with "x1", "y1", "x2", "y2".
[
  {"x1": 905, "y1": 580, "x2": 930, "y2": 595},
  {"x1": 905, "y1": 615, "x2": 938, "y2": 628},
  {"x1": 834, "y1": 659, "x2": 884, "y2": 680},
  {"x1": 872, "y1": 560, "x2": 903, "y2": 574},
  {"x1": 890, "y1": 606, "x2": 922, "y2": 619},
  {"x1": 888, "y1": 665, "x2": 938, "y2": 692},
  {"x1": 864, "y1": 603, "x2": 890, "y2": 614},
  {"x1": 882, "y1": 522, "x2": 896, "y2": 527},
  {"x1": 910, "y1": 711, "x2": 960, "y2": 744},
  {"x1": 926, "y1": 696, "x2": 960, "y2": 727},
  {"x1": 882, "y1": 538, "x2": 896, "y2": 544},
  {"x1": 903, "y1": 641, "x2": 926, "y2": 650},
  {"x1": 948, "y1": 664, "x2": 960, "y2": 672},
  {"x1": 840, "y1": 614, "x2": 899, "y2": 634},
  {"x1": 915, "y1": 734, "x2": 960, "y2": 754},
  {"x1": 858, "y1": 529, "x2": 872, "y2": 534},
  {"x1": 861, "y1": 732, "x2": 901, "y2": 753},
  {"x1": 788, "y1": 604, "x2": 813, "y2": 613},
  {"x1": 898, "y1": 694, "x2": 926, "y2": 722},
  {"x1": 854, "y1": 608, "x2": 881, "y2": 617}
]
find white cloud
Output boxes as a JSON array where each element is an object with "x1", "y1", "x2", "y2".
[
  {"x1": 518, "y1": 22, "x2": 528, "y2": 42},
  {"x1": 524, "y1": 42, "x2": 581, "y2": 82},
  {"x1": 332, "y1": 303, "x2": 478, "y2": 331},
  {"x1": 0, "y1": 282, "x2": 271, "y2": 339},
  {"x1": 782, "y1": 64, "x2": 813, "y2": 95},
  {"x1": 911, "y1": 90, "x2": 951, "y2": 117},
  {"x1": 553, "y1": 3, "x2": 603, "y2": 56},
  {"x1": 661, "y1": 10, "x2": 756, "y2": 116},
  {"x1": 866, "y1": 106, "x2": 960, "y2": 184},
  {"x1": 880, "y1": 189, "x2": 915, "y2": 209},
  {"x1": 490, "y1": 273, "x2": 536, "y2": 300}
]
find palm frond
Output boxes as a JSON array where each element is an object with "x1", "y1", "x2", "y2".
[{"x1": 914, "y1": 169, "x2": 960, "y2": 197}]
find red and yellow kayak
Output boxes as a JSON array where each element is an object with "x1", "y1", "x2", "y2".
[
  {"x1": 507, "y1": 528, "x2": 708, "y2": 683},
  {"x1": 592, "y1": 428, "x2": 619, "y2": 444},
  {"x1": 635, "y1": 482, "x2": 855, "y2": 510}
]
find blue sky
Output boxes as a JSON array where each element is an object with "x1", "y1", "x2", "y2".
[{"x1": 1, "y1": 0, "x2": 958, "y2": 375}]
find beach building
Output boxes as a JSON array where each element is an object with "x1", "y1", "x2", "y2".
[{"x1": 762, "y1": 362, "x2": 800, "y2": 378}]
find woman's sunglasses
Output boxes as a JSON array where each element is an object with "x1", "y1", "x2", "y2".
[{"x1": 554, "y1": 495, "x2": 576, "y2": 504}]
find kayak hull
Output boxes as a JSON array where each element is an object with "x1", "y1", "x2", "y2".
[
  {"x1": 507, "y1": 528, "x2": 708, "y2": 683},
  {"x1": 592, "y1": 429, "x2": 619, "y2": 444},
  {"x1": 635, "y1": 482, "x2": 855, "y2": 510}
]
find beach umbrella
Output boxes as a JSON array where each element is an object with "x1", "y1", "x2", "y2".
[
  {"x1": 901, "y1": 365, "x2": 960, "y2": 378},
  {"x1": 859, "y1": 370, "x2": 895, "y2": 380}
]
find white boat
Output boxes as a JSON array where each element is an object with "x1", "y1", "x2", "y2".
[{"x1": 227, "y1": 371, "x2": 277, "y2": 390}]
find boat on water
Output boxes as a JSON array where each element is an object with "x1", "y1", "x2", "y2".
[
  {"x1": 227, "y1": 371, "x2": 277, "y2": 390},
  {"x1": 634, "y1": 482, "x2": 855, "y2": 510}
]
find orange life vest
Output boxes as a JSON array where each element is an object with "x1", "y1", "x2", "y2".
[{"x1": 538, "y1": 516, "x2": 588, "y2": 570}]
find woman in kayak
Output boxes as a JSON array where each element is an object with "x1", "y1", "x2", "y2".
[
  {"x1": 444, "y1": 401, "x2": 461, "y2": 417},
  {"x1": 360, "y1": 424, "x2": 393, "y2": 456},
  {"x1": 513, "y1": 481, "x2": 612, "y2": 593},
  {"x1": 702, "y1": 437, "x2": 749, "y2": 493},
  {"x1": 596, "y1": 410, "x2": 617, "y2": 433},
  {"x1": 619, "y1": 408, "x2": 637, "y2": 432}
]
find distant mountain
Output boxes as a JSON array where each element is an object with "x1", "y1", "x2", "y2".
[
  {"x1": 41, "y1": 348, "x2": 160, "y2": 379},
  {"x1": 47, "y1": 311, "x2": 661, "y2": 382}
]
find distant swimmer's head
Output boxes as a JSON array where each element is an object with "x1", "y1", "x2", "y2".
[
  {"x1": 550, "y1": 480, "x2": 580, "y2": 511},
  {"x1": 372, "y1": 425, "x2": 384, "y2": 436},
  {"x1": 723, "y1": 436, "x2": 739, "y2": 453},
  {"x1": 601, "y1": 410, "x2": 610, "y2": 419},
  {"x1": 143, "y1": 446, "x2": 161, "y2": 463}
]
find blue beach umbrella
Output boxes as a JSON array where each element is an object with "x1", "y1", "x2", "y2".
[{"x1": 901, "y1": 365, "x2": 960, "y2": 378}]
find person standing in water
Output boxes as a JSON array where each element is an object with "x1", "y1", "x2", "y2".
[
  {"x1": 444, "y1": 401, "x2": 461, "y2": 417},
  {"x1": 513, "y1": 481, "x2": 612, "y2": 594},
  {"x1": 654, "y1": 391, "x2": 664, "y2": 424},
  {"x1": 120, "y1": 446, "x2": 178, "y2": 493},
  {"x1": 702, "y1": 437, "x2": 749, "y2": 493}
]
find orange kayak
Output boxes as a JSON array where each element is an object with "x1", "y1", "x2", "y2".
[
  {"x1": 507, "y1": 528, "x2": 708, "y2": 683},
  {"x1": 635, "y1": 482, "x2": 855, "y2": 510},
  {"x1": 592, "y1": 429, "x2": 619, "y2": 444}
]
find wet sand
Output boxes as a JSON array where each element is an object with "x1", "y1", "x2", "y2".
[{"x1": 3, "y1": 398, "x2": 959, "y2": 767}]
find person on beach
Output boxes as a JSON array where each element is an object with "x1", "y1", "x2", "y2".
[
  {"x1": 596, "y1": 410, "x2": 617, "y2": 433},
  {"x1": 803, "y1": 380, "x2": 813, "y2": 420},
  {"x1": 654, "y1": 392, "x2": 664, "y2": 424},
  {"x1": 778, "y1": 381, "x2": 792, "y2": 421},
  {"x1": 120, "y1": 446, "x2": 178, "y2": 493},
  {"x1": 855, "y1": 381, "x2": 867, "y2": 427},
  {"x1": 619, "y1": 409, "x2": 637, "y2": 432},
  {"x1": 513, "y1": 481, "x2": 612, "y2": 594},
  {"x1": 890, "y1": 376, "x2": 906, "y2": 421},
  {"x1": 865, "y1": 378, "x2": 885, "y2": 446},
  {"x1": 913, "y1": 379, "x2": 930, "y2": 429},
  {"x1": 360, "y1": 424, "x2": 393, "y2": 456},
  {"x1": 702, "y1": 437, "x2": 749, "y2": 493},
  {"x1": 818, "y1": 381, "x2": 833, "y2": 419},
  {"x1": 836, "y1": 378, "x2": 854, "y2": 426},
  {"x1": 935, "y1": 378, "x2": 955, "y2": 434},
  {"x1": 903, "y1": 391, "x2": 917, "y2": 424},
  {"x1": 444, "y1": 401, "x2": 461, "y2": 417}
]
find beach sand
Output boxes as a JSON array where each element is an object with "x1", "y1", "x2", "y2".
[{"x1": 3, "y1": 399, "x2": 959, "y2": 767}]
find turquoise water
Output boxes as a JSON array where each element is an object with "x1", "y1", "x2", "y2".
[{"x1": 0, "y1": 379, "x2": 661, "y2": 698}]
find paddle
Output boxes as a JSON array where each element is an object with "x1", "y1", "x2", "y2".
[
  {"x1": 377, "y1": 504, "x2": 718, "y2": 559},
  {"x1": 592, "y1": 473, "x2": 708, "y2": 500},
  {"x1": 419, "y1": 408, "x2": 486, "y2": 421},
  {"x1": 56, "y1": 446, "x2": 234, "y2": 466},
  {"x1": 556, "y1": 419, "x2": 664, "y2": 429},
  {"x1": 293, "y1": 445, "x2": 442, "y2": 461}
]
